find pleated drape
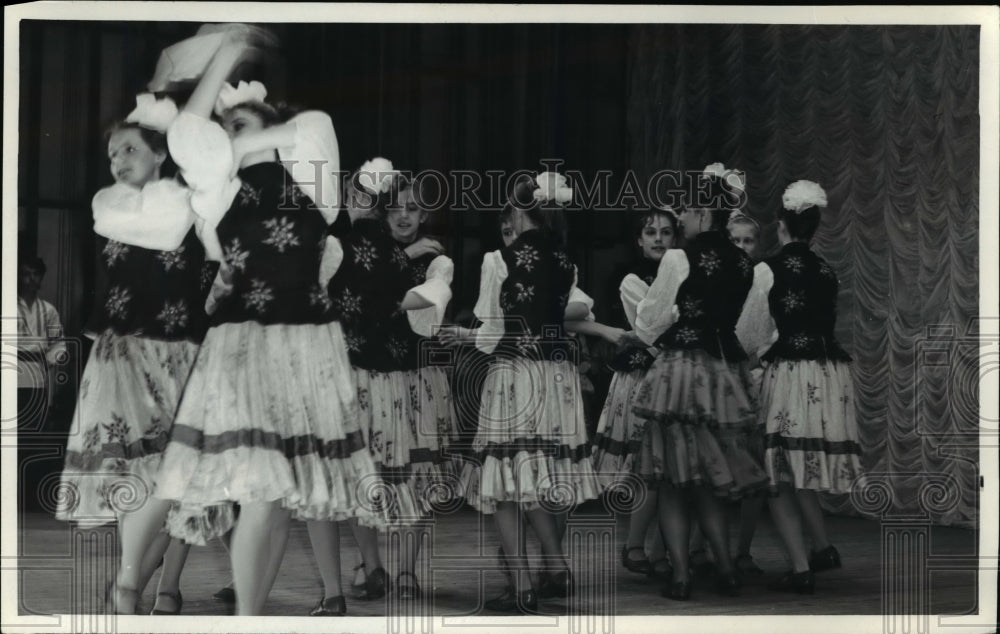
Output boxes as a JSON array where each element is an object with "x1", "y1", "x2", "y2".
[{"x1": 628, "y1": 25, "x2": 980, "y2": 527}]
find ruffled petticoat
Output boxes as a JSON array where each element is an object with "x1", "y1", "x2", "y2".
[
  {"x1": 55, "y1": 332, "x2": 232, "y2": 543},
  {"x1": 353, "y1": 366, "x2": 458, "y2": 527},
  {"x1": 758, "y1": 359, "x2": 863, "y2": 493},
  {"x1": 155, "y1": 321, "x2": 380, "y2": 531},
  {"x1": 592, "y1": 370, "x2": 658, "y2": 484},
  {"x1": 631, "y1": 349, "x2": 769, "y2": 499},
  {"x1": 460, "y1": 358, "x2": 603, "y2": 514}
]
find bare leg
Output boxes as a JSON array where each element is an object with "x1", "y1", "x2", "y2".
[
  {"x1": 767, "y1": 484, "x2": 809, "y2": 573},
  {"x1": 256, "y1": 513, "x2": 290, "y2": 609},
  {"x1": 135, "y1": 531, "x2": 171, "y2": 597},
  {"x1": 524, "y1": 507, "x2": 568, "y2": 574},
  {"x1": 151, "y1": 538, "x2": 191, "y2": 613},
  {"x1": 626, "y1": 485, "x2": 657, "y2": 560},
  {"x1": 737, "y1": 495, "x2": 765, "y2": 555},
  {"x1": 494, "y1": 502, "x2": 532, "y2": 593},
  {"x1": 693, "y1": 487, "x2": 734, "y2": 576},
  {"x1": 348, "y1": 520, "x2": 384, "y2": 570},
  {"x1": 656, "y1": 486, "x2": 690, "y2": 584},
  {"x1": 113, "y1": 498, "x2": 172, "y2": 614},
  {"x1": 306, "y1": 521, "x2": 343, "y2": 599},
  {"x1": 231, "y1": 501, "x2": 289, "y2": 615},
  {"x1": 796, "y1": 489, "x2": 831, "y2": 551}
]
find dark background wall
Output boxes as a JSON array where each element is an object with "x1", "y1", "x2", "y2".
[{"x1": 16, "y1": 21, "x2": 981, "y2": 526}]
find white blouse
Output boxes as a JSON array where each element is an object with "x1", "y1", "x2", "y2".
[{"x1": 629, "y1": 249, "x2": 778, "y2": 358}]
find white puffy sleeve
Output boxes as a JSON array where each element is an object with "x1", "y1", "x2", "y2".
[
  {"x1": 277, "y1": 111, "x2": 340, "y2": 225},
  {"x1": 147, "y1": 28, "x2": 226, "y2": 92},
  {"x1": 735, "y1": 262, "x2": 778, "y2": 360},
  {"x1": 619, "y1": 274, "x2": 649, "y2": 329},
  {"x1": 406, "y1": 255, "x2": 454, "y2": 337},
  {"x1": 167, "y1": 112, "x2": 240, "y2": 261},
  {"x1": 472, "y1": 251, "x2": 509, "y2": 355},
  {"x1": 318, "y1": 236, "x2": 345, "y2": 289},
  {"x1": 567, "y1": 266, "x2": 596, "y2": 322},
  {"x1": 635, "y1": 249, "x2": 689, "y2": 346},
  {"x1": 92, "y1": 181, "x2": 194, "y2": 252}
]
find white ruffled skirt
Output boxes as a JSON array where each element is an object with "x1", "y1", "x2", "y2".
[
  {"x1": 55, "y1": 332, "x2": 232, "y2": 544},
  {"x1": 155, "y1": 321, "x2": 380, "y2": 530},
  {"x1": 460, "y1": 358, "x2": 603, "y2": 514},
  {"x1": 631, "y1": 349, "x2": 769, "y2": 498},
  {"x1": 353, "y1": 366, "x2": 459, "y2": 527},
  {"x1": 758, "y1": 359, "x2": 863, "y2": 493}
]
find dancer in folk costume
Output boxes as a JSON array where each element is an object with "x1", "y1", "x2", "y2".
[
  {"x1": 385, "y1": 175, "x2": 460, "y2": 597},
  {"x1": 126, "y1": 33, "x2": 380, "y2": 616},
  {"x1": 684, "y1": 162, "x2": 771, "y2": 580},
  {"x1": 55, "y1": 93, "x2": 231, "y2": 615},
  {"x1": 736, "y1": 180, "x2": 863, "y2": 594},
  {"x1": 721, "y1": 168, "x2": 769, "y2": 579},
  {"x1": 441, "y1": 172, "x2": 603, "y2": 612},
  {"x1": 590, "y1": 205, "x2": 679, "y2": 582},
  {"x1": 309, "y1": 163, "x2": 456, "y2": 609},
  {"x1": 630, "y1": 170, "x2": 770, "y2": 601}
]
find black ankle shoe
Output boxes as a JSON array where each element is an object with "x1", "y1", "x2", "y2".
[
  {"x1": 714, "y1": 572, "x2": 741, "y2": 597},
  {"x1": 768, "y1": 570, "x2": 815, "y2": 594},
  {"x1": 355, "y1": 566, "x2": 387, "y2": 601},
  {"x1": 661, "y1": 580, "x2": 692, "y2": 601},
  {"x1": 395, "y1": 571, "x2": 422, "y2": 600},
  {"x1": 212, "y1": 586, "x2": 236, "y2": 604},
  {"x1": 484, "y1": 588, "x2": 538, "y2": 613},
  {"x1": 309, "y1": 595, "x2": 346, "y2": 616},
  {"x1": 538, "y1": 569, "x2": 572, "y2": 599},
  {"x1": 809, "y1": 545, "x2": 842, "y2": 572}
]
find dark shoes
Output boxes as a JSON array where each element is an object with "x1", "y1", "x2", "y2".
[
  {"x1": 484, "y1": 588, "x2": 538, "y2": 613},
  {"x1": 661, "y1": 580, "x2": 692, "y2": 601},
  {"x1": 309, "y1": 595, "x2": 346, "y2": 616},
  {"x1": 809, "y1": 545, "x2": 842, "y2": 572},
  {"x1": 621, "y1": 545, "x2": 653, "y2": 575},
  {"x1": 395, "y1": 571, "x2": 422, "y2": 600},
  {"x1": 768, "y1": 569, "x2": 816, "y2": 594},
  {"x1": 538, "y1": 569, "x2": 572, "y2": 599},
  {"x1": 212, "y1": 585, "x2": 236, "y2": 604},
  {"x1": 151, "y1": 590, "x2": 183, "y2": 615},
  {"x1": 734, "y1": 553, "x2": 764, "y2": 577},
  {"x1": 355, "y1": 566, "x2": 387, "y2": 601}
]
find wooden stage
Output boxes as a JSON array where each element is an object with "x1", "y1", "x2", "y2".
[{"x1": 15, "y1": 503, "x2": 979, "y2": 618}]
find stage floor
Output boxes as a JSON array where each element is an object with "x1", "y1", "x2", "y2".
[{"x1": 15, "y1": 504, "x2": 979, "y2": 618}]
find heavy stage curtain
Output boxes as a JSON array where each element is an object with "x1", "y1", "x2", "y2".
[{"x1": 627, "y1": 25, "x2": 980, "y2": 527}]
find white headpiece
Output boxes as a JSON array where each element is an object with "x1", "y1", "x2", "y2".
[
  {"x1": 533, "y1": 171, "x2": 573, "y2": 205},
  {"x1": 782, "y1": 180, "x2": 828, "y2": 213},
  {"x1": 214, "y1": 80, "x2": 268, "y2": 116},
  {"x1": 704, "y1": 162, "x2": 746, "y2": 196},
  {"x1": 356, "y1": 157, "x2": 397, "y2": 195},
  {"x1": 125, "y1": 93, "x2": 179, "y2": 133}
]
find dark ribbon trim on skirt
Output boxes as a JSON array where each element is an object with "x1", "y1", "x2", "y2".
[
  {"x1": 170, "y1": 425, "x2": 368, "y2": 460},
  {"x1": 472, "y1": 436, "x2": 590, "y2": 464},
  {"x1": 64, "y1": 433, "x2": 169, "y2": 470},
  {"x1": 631, "y1": 408, "x2": 758, "y2": 433},
  {"x1": 764, "y1": 434, "x2": 862, "y2": 455},
  {"x1": 591, "y1": 434, "x2": 642, "y2": 458}
]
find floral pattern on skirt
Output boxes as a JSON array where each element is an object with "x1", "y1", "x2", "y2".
[
  {"x1": 55, "y1": 332, "x2": 231, "y2": 542},
  {"x1": 591, "y1": 369, "x2": 660, "y2": 486},
  {"x1": 758, "y1": 359, "x2": 863, "y2": 493},
  {"x1": 353, "y1": 367, "x2": 458, "y2": 527},
  {"x1": 460, "y1": 358, "x2": 603, "y2": 514},
  {"x1": 155, "y1": 321, "x2": 380, "y2": 529},
  {"x1": 631, "y1": 349, "x2": 768, "y2": 499}
]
